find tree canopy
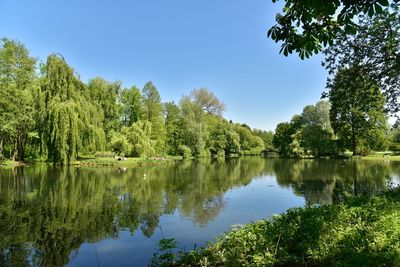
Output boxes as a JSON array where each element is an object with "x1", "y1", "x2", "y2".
[
  {"x1": 328, "y1": 65, "x2": 388, "y2": 155},
  {"x1": 323, "y1": 4, "x2": 400, "y2": 117},
  {"x1": 268, "y1": 0, "x2": 399, "y2": 58}
]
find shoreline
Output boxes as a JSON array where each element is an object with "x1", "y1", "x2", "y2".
[{"x1": 2, "y1": 154, "x2": 400, "y2": 168}]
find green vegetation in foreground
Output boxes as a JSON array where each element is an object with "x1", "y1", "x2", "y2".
[{"x1": 152, "y1": 189, "x2": 400, "y2": 267}]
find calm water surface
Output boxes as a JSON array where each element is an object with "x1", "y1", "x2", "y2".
[{"x1": 1, "y1": 158, "x2": 399, "y2": 266}]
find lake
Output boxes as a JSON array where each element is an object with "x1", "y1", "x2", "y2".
[{"x1": 1, "y1": 158, "x2": 399, "y2": 266}]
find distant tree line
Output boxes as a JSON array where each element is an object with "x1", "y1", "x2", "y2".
[{"x1": 0, "y1": 38, "x2": 273, "y2": 164}]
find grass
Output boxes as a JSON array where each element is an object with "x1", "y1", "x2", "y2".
[
  {"x1": 72, "y1": 155, "x2": 183, "y2": 167},
  {"x1": 361, "y1": 151, "x2": 400, "y2": 161},
  {"x1": 0, "y1": 155, "x2": 183, "y2": 168},
  {"x1": 152, "y1": 188, "x2": 400, "y2": 267},
  {"x1": 0, "y1": 160, "x2": 26, "y2": 168},
  {"x1": 362, "y1": 155, "x2": 400, "y2": 161}
]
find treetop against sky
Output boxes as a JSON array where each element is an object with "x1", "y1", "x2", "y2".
[{"x1": 0, "y1": 0, "x2": 327, "y2": 131}]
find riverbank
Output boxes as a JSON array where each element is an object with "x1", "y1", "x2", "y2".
[
  {"x1": 72, "y1": 155, "x2": 183, "y2": 167},
  {"x1": 0, "y1": 156, "x2": 184, "y2": 168},
  {"x1": 0, "y1": 160, "x2": 27, "y2": 168},
  {"x1": 2, "y1": 153, "x2": 400, "y2": 168},
  {"x1": 153, "y1": 188, "x2": 400, "y2": 266}
]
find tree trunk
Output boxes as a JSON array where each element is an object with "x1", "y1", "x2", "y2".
[
  {"x1": 0, "y1": 137, "x2": 3, "y2": 160},
  {"x1": 351, "y1": 117, "x2": 357, "y2": 155},
  {"x1": 352, "y1": 129, "x2": 357, "y2": 156},
  {"x1": 17, "y1": 133, "x2": 27, "y2": 161},
  {"x1": 12, "y1": 141, "x2": 17, "y2": 161}
]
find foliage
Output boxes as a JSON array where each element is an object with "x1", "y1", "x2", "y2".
[
  {"x1": 273, "y1": 122, "x2": 295, "y2": 157},
  {"x1": 142, "y1": 81, "x2": 166, "y2": 155},
  {"x1": 87, "y1": 77, "x2": 122, "y2": 140},
  {"x1": 0, "y1": 38, "x2": 37, "y2": 161},
  {"x1": 190, "y1": 88, "x2": 225, "y2": 116},
  {"x1": 327, "y1": 65, "x2": 388, "y2": 155},
  {"x1": 177, "y1": 145, "x2": 192, "y2": 158},
  {"x1": 165, "y1": 102, "x2": 182, "y2": 155},
  {"x1": 323, "y1": 4, "x2": 400, "y2": 117},
  {"x1": 253, "y1": 129, "x2": 274, "y2": 150},
  {"x1": 389, "y1": 127, "x2": 400, "y2": 151},
  {"x1": 121, "y1": 85, "x2": 143, "y2": 126},
  {"x1": 41, "y1": 55, "x2": 106, "y2": 164},
  {"x1": 268, "y1": 0, "x2": 398, "y2": 58},
  {"x1": 123, "y1": 120, "x2": 155, "y2": 157},
  {"x1": 110, "y1": 131, "x2": 131, "y2": 156},
  {"x1": 273, "y1": 101, "x2": 336, "y2": 158}
]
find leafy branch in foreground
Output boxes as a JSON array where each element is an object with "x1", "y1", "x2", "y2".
[{"x1": 268, "y1": 0, "x2": 399, "y2": 58}]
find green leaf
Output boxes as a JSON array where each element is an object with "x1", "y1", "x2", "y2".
[{"x1": 374, "y1": 3, "x2": 383, "y2": 14}]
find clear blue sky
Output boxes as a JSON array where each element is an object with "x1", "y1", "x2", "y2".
[{"x1": 0, "y1": 0, "x2": 328, "y2": 131}]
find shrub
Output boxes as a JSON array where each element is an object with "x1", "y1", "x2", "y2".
[
  {"x1": 94, "y1": 151, "x2": 116, "y2": 158},
  {"x1": 177, "y1": 145, "x2": 192, "y2": 158}
]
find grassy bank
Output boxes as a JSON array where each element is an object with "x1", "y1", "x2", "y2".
[
  {"x1": 361, "y1": 152, "x2": 400, "y2": 161},
  {"x1": 71, "y1": 155, "x2": 183, "y2": 167},
  {"x1": 0, "y1": 156, "x2": 183, "y2": 168},
  {"x1": 0, "y1": 160, "x2": 26, "y2": 168},
  {"x1": 153, "y1": 189, "x2": 400, "y2": 267}
]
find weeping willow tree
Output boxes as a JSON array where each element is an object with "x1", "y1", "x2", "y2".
[
  {"x1": 123, "y1": 120, "x2": 155, "y2": 157},
  {"x1": 41, "y1": 54, "x2": 105, "y2": 164}
]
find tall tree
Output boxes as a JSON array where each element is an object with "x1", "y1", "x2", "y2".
[
  {"x1": 190, "y1": 88, "x2": 225, "y2": 116},
  {"x1": 324, "y1": 4, "x2": 400, "y2": 117},
  {"x1": 179, "y1": 95, "x2": 208, "y2": 157},
  {"x1": 164, "y1": 101, "x2": 182, "y2": 155},
  {"x1": 121, "y1": 86, "x2": 143, "y2": 126},
  {"x1": 328, "y1": 65, "x2": 387, "y2": 155},
  {"x1": 142, "y1": 81, "x2": 166, "y2": 155},
  {"x1": 300, "y1": 101, "x2": 335, "y2": 156},
  {"x1": 87, "y1": 77, "x2": 122, "y2": 139},
  {"x1": 0, "y1": 38, "x2": 37, "y2": 161},
  {"x1": 273, "y1": 122, "x2": 295, "y2": 157},
  {"x1": 42, "y1": 55, "x2": 105, "y2": 164}
]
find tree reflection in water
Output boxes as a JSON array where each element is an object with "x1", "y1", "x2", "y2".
[{"x1": 0, "y1": 158, "x2": 398, "y2": 266}]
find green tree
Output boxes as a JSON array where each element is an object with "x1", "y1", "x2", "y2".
[
  {"x1": 123, "y1": 120, "x2": 155, "y2": 157},
  {"x1": 121, "y1": 86, "x2": 143, "y2": 126},
  {"x1": 268, "y1": 0, "x2": 398, "y2": 58},
  {"x1": 234, "y1": 124, "x2": 265, "y2": 155},
  {"x1": 273, "y1": 122, "x2": 295, "y2": 157},
  {"x1": 0, "y1": 38, "x2": 37, "y2": 161},
  {"x1": 328, "y1": 65, "x2": 387, "y2": 155},
  {"x1": 42, "y1": 55, "x2": 105, "y2": 164},
  {"x1": 179, "y1": 95, "x2": 209, "y2": 157},
  {"x1": 190, "y1": 88, "x2": 225, "y2": 116},
  {"x1": 253, "y1": 129, "x2": 274, "y2": 150},
  {"x1": 300, "y1": 101, "x2": 336, "y2": 156},
  {"x1": 323, "y1": 5, "x2": 400, "y2": 116},
  {"x1": 142, "y1": 81, "x2": 166, "y2": 155},
  {"x1": 110, "y1": 131, "x2": 131, "y2": 156},
  {"x1": 164, "y1": 101, "x2": 182, "y2": 155},
  {"x1": 389, "y1": 127, "x2": 400, "y2": 151},
  {"x1": 87, "y1": 77, "x2": 122, "y2": 140}
]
